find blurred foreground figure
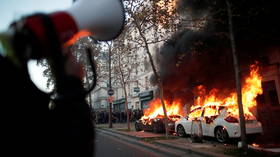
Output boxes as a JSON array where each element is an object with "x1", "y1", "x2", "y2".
[{"x1": 0, "y1": 42, "x2": 94, "y2": 157}]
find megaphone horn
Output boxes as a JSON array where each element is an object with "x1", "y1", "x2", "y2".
[
  {"x1": 23, "y1": 0, "x2": 125, "y2": 45},
  {"x1": 67, "y1": 0, "x2": 125, "y2": 41}
]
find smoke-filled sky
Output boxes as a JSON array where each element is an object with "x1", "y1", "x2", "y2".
[{"x1": 154, "y1": 0, "x2": 279, "y2": 104}]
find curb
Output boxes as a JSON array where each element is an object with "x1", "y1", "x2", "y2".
[
  {"x1": 98, "y1": 127, "x2": 142, "y2": 140},
  {"x1": 96, "y1": 128, "x2": 185, "y2": 157},
  {"x1": 97, "y1": 128, "x2": 231, "y2": 157},
  {"x1": 154, "y1": 140, "x2": 232, "y2": 157}
]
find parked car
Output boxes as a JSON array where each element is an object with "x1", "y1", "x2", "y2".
[
  {"x1": 175, "y1": 105, "x2": 263, "y2": 143},
  {"x1": 135, "y1": 115, "x2": 181, "y2": 133}
]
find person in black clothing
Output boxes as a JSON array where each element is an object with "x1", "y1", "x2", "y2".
[
  {"x1": 0, "y1": 14, "x2": 94, "y2": 157},
  {"x1": 0, "y1": 50, "x2": 94, "y2": 157}
]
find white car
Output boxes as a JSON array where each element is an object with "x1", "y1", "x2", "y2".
[{"x1": 175, "y1": 105, "x2": 263, "y2": 143}]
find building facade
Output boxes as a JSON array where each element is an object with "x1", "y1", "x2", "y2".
[
  {"x1": 257, "y1": 49, "x2": 280, "y2": 143},
  {"x1": 91, "y1": 45, "x2": 159, "y2": 112}
]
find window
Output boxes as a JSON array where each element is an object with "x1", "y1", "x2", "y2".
[
  {"x1": 145, "y1": 76, "x2": 148, "y2": 90},
  {"x1": 135, "y1": 101, "x2": 140, "y2": 109}
]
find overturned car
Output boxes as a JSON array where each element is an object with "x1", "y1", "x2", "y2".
[{"x1": 135, "y1": 115, "x2": 181, "y2": 133}]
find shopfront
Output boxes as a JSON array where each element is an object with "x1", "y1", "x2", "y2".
[
  {"x1": 139, "y1": 90, "x2": 153, "y2": 109},
  {"x1": 113, "y1": 98, "x2": 125, "y2": 112}
]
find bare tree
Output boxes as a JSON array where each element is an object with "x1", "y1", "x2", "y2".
[
  {"x1": 111, "y1": 29, "x2": 138, "y2": 131},
  {"x1": 226, "y1": 0, "x2": 247, "y2": 150},
  {"x1": 123, "y1": 0, "x2": 179, "y2": 137}
]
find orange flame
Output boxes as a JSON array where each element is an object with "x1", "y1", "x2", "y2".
[
  {"x1": 140, "y1": 99, "x2": 184, "y2": 122},
  {"x1": 140, "y1": 63, "x2": 262, "y2": 123},
  {"x1": 64, "y1": 30, "x2": 91, "y2": 48},
  {"x1": 252, "y1": 143, "x2": 260, "y2": 147},
  {"x1": 156, "y1": 0, "x2": 177, "y2": 16},
  {"x1": 190, "y1": 63, "x2": 263, "y2": 119}
]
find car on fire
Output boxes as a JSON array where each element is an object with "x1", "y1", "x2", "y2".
[
  {"x1": 135, "y1": 115, "x2": 181, "y2": 133},
  {"x1": 175, "y1": 105, "x2": 263, "y2": 143}
]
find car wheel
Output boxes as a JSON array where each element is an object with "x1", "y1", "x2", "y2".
[
  {"x1": 177, "y1": 125, "x2": 186, "y2": 137},
  {"x1": 215, "y1": 126, "x2": 229, "y2": 143}
]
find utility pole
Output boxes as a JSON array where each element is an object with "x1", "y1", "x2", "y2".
[
  {"x1": 108, "y1": 43, "x2": 113, "y2": 128},
  {"x1": 226, "y1": 0, "x2": 247, "y2": 150}
]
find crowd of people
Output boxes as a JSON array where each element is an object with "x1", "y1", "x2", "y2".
[{"x1": 93, "y1": 109, "x2": 144, "y2": 124}]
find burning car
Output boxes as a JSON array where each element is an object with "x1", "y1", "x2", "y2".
[
  {"x1": 135, "y1": 99, "x2": 184, "y2": 133},
  {"x1": 175, "y1": 105, "x2": 263, "y2": 143},
  {"x1": 176, "y1": 64, "x2": 264, "y2": 143},
  {"x1": 135, "y1": 115, "x2": 181, "y2": 133}
]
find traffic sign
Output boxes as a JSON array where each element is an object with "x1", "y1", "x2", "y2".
[
  {"x1": 108, "y1": 89, "x2": 114, "y2": 96},
  {"x1": 108, "y1": 96, "x2": 114, "y2": 103}
]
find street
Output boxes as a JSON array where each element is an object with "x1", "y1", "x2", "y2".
[{"x1": 94, "y1": 130, "x2": 167, "y2": 157}]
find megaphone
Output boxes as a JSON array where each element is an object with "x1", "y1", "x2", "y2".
[
  {"x1": 67, "y1": 0, "x2": 125, "y2": 41},
  {"x1": 27, "y1": 0, "x2": 125, "y2": 42},
  {"x1": 0, "y1": 0, "x2": 125, "y2": 61}
]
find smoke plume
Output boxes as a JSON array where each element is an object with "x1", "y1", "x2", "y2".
[{"x1": 154, "y1": 0, "x2": 280, "y2": 104}]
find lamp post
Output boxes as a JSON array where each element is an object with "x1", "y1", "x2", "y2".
[{"x1": 108, "y1": 43, "x2": 113, "y2": 128}]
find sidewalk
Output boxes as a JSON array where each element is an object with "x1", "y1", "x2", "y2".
[{"x1": 96, "y1": 123, "x2": 280, "y2": 157}]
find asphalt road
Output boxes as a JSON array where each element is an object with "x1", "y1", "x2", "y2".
[{"x1": 94, "y1": 131, "x2": 166, "y2": 157}]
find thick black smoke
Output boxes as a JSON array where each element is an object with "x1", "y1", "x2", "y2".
[{"x1": 154, "y1": 0, "x2": 280, "y2": 104}]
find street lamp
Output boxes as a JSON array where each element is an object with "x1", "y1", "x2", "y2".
[{"x1": 108, "y1": 43, "x2": 113, "y2": 128}]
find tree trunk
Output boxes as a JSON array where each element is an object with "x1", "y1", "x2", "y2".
[
  {"x1": 226, "y1": 0, "x2": 247, "y2": 150},
  {"x1": 123, "y1": 84, "x2": 131, "y2": 131},
  {"x1": 159, "y1": 81, "x2": 169, "y2": 138},
  {"x1": 118, "y1": 54, "x2": 131, "y2": 131},
  {"x1": 135, "y1": 21, "x2": 169, "y2": 137}
]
